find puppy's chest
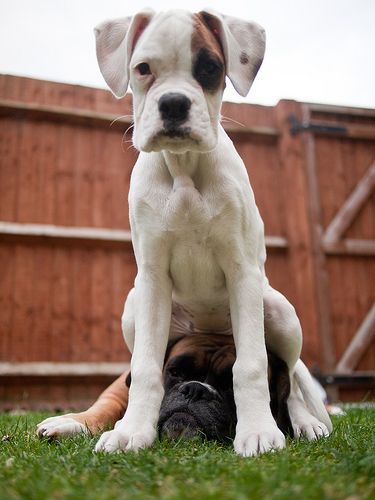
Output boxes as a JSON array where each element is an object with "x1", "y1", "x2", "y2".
[
  {"x1": 162, "y1": 182, "x2": 213, "y2": 232},
  {"x1": 163, "y1": 184, "x2": 228, "y2": 299},
  {"x1": 170, "y1": 236, "x2": 225, "y2": 303}
]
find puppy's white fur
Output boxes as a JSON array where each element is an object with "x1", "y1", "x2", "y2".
[{"x1": 93, "y1": 9, "x2": 332, "y2": 456}]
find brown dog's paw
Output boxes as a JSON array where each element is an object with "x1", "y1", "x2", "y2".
[{"x1": 36, "y1": 416, "x2": 87, "y2": 439}]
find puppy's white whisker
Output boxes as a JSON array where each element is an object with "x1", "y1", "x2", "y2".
[
  {"x1": 124, "y1": 123, "x2": 135, "y2": 135},
  {"x1": 220, "y1": 115, "x2": 245, "y2": 128},
  {"x1": 121, "y1": 125, "x2": 135, "y2": 152},
  {"x1": 110, "y1": 115, "x2": 133, "y2": 127},
  {"x1": 121, "y1": 140, "x2": 134, "y2": 153}
]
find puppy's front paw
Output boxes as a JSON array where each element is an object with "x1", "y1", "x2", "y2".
[
  {"x1": 94, "y1": 424, "x2": 156, "y2": 453},
  {"x1": 292, "y1": 416, "x2": 330, "y2": 441},
  {"x1": 37, "y1": 416, "x2": 87, "y2": 438},
  {"x1": 234, "y1": 425, "x2": 286, "y2": 457}
]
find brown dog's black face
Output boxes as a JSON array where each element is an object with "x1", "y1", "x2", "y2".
[
  {"x1": 157, "y1": 334, "x2": 294, "y2": 441},
  {"x1": 158, "y1": 336, "x2": 237, "y2": 441}
]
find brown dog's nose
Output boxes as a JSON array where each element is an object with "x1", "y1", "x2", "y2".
[
  {"x1": 158, "y1": 92, "x2": 191, "y2": 124},
  {"x1": 179, "y1": 381, "x2": 217, "y2": 402}
]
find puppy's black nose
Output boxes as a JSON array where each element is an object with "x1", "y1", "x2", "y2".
[
  {"x1": 158, "y1": 93, "x2": 191, "y2": 124},
  {"x1": 179, "y1": 382, "x2": 216, "y2": 402}
]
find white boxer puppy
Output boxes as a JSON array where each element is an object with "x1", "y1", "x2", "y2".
[{"x1": 92, "y1": 9, "x2": 332, "y2": 456}]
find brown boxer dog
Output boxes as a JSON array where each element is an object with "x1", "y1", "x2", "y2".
[{"x1": 37, "y1": 333, "x2": 292, "y2": 441}]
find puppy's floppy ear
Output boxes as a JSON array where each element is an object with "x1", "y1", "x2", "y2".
[
  {"x1": 94, "y1": 9, "x2": 154, "y2": 98},
  {"x1": 199, "y1": 10, "x2": 266, "y2": 97}
]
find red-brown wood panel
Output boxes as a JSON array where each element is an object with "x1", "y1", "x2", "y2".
[
  {"x1": 49, "y1": 247, "x2": 74, "y2": 362},
  {"x1": 235, "y1": 137, "x2": 285, "y2": 236},
  {"x1": 30, "y1": 245, "x2": 54, "y2": 362},
  {"x1": 0, "y1": 245, "x2": 15, "y2": 360},
  {"x1": 10, "y1": 245, "x2": 36, "y2": 361},
  {"x1": 0, "y1": 119, "x2": 21, "y2": 221}
]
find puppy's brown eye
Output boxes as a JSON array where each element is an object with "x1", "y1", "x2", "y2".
[{"x1": 136, "y1": 62, "x2": 151, "y2": 76}]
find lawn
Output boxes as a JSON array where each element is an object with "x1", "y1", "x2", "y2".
[{"x1": 0, "y1": 409, "x2": 374, "y2": 499}]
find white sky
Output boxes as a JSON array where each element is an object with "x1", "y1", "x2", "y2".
[{"x1": 0, "y1": 0, "x2": 374, "y2": 108}]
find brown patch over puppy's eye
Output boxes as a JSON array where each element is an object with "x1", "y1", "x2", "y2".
[{"x1": 193, "y1": 48, "x2": 224, "y2": 91}]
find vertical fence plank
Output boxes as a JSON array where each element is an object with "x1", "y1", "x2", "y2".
[
  {"x1": 0, "y1": 245, "x2": 15, "y2": 360},
  {"x1": 300, "y1": 104, "x2": 337, "y2": 373}
]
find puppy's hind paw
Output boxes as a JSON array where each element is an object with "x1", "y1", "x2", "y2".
[{"x1": 293, "y1": 418, "x2": 330, "y2": 441}]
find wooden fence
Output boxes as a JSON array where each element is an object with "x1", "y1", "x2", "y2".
[{"x1": 0, "y1": 75, "x2": 374, "y2": 409}]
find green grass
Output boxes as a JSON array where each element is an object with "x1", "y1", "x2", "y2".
[{"x1": 0, "y1": 409, "x2": 374, "y2": 499}]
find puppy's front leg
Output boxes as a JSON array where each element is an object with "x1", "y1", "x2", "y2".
[
  {"x1": 95, "y1": 267, "x2": 172, "y2": 453},
  {"x1": 226, "y1": 264, "x2": 285, "y2": 456}
]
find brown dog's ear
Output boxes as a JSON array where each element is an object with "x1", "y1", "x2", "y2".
[
  {"x1": 199, "y1": 10, "x2": 266, "y2": 97},
  {"x1": 94, "y1": 10, "x2": 154, "y2": 98}
]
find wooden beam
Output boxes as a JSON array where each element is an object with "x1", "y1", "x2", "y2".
[
  {"x1": 0, "y1": 98, "x2": 133, "y2": 132},
  {"x1": 310, "y1": 121, "x2": 375, "y2": 141},
  {"x1": 336, "y1": 305, "x2": 375, "y2": 373},
  {"x1": 0, "y1": 221, "x2": 132, "y2": 247},
  {"x1": 300, "y1": 103, "x2": 336, "y2": 373},
  {"x1": 224, "y1": 124, "x2": 279, "y2": 138},
  {"x1": 307, "y1": 102, "x2": 375, "y2": 118},
  {"x1": 323, "y1": 239, "x2": 375, "y2": 256},
  {"x1": 0, "y1": 221, "x2": 288, "y2": 249},
  {"x1": 316, "y1": 371, "x2": 375, "y2": 386},
  {"x1": 265, "y1": 235, "x2": 289, "y2": 249},
  {"x1": 323, "y1": 162, "x2": 375, "y2": 245},
  {"x1": 0, "y1": 362, "x2": 129, "y2": 377},
  {"x1": 0, "y1": 221, "x2": 132, "y2": 241},
  {"x1": 290, "y1": 116, "x2": 375, "y2": 141},
  {"x1": 0, "y1": 99, "x2": 279, "y2": 138}
]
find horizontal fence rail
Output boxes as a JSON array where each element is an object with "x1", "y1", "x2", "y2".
[
  {"x1": 0, "y1": 221, "x2": 289, "y2": 249},
  {"x1": 0, "y1": 99, "x2": 280, "y2": 138},
  {"x1": 0, "y1": 362, "x2": 129, "y2": 377}
]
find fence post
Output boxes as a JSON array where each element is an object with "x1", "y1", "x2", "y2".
[{"x1": 275, "y1": 100, "x2": 336, "y2": 377}]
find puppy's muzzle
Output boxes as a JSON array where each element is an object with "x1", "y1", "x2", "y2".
[{"x1": 158, "y1": 92, "x2": 191, "y2": 133}]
